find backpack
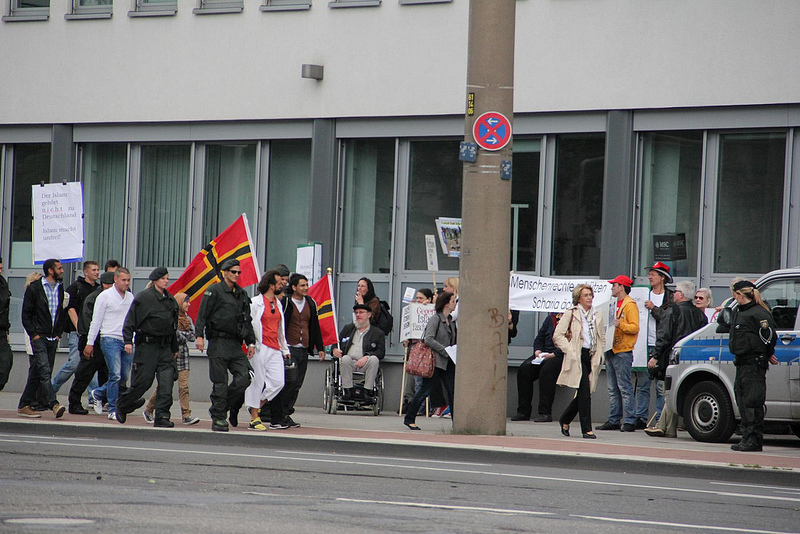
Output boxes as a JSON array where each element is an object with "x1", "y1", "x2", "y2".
[{"x1": 375, "y1": 300, "x2": 393, "y2": 335}]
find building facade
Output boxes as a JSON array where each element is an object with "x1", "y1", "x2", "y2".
[{"x1": 1, "y1": 0, "x2": 799, "y2": 362}]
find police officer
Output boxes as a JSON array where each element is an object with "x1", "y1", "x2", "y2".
[
  {"x1": 116, "y1": 267, "x2": 179, "y2": 427},
  {"x1": 195, "y1": 258, "x2": 256, "y2": 432},
  {"x1": 721, "y1": 279, "x2": 778, "y2": 452},
  {"x1": 0, "y1": 256, "x2": 12, "y2": 391}
]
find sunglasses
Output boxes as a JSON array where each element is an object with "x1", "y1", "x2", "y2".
[
  {"x1": 229, "y1": 270, "x2": 241, "y2": 275},
  {"x1": 694, "y1": 295, "x2": 705, "y2": 300},
  {"x1": 269, "y1": 300, "x2": 275, "y2": 314}
]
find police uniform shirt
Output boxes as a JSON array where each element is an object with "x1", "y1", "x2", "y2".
[
  {"x1": 195, "y1": 281, "x2": 256, "y2": 345},
  {"x1": 123, "y1": 286, "x2": 179, "y2": 352}
]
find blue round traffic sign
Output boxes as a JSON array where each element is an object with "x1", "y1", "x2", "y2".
[{"x1": 473, "y1": 112, "x2": 512, "y2": 151}]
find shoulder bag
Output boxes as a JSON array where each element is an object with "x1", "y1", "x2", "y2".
[{"x1": 406, "y1": 317, "x2": 440, "y2": 378}]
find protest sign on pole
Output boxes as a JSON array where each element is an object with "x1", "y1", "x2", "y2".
[
  {"x1": 296, "y1": 243, "x2": 323, "y2": 284},
  {"x1": 399, "y1": 302, "x2": 436, "y2": 341},
  {"x1": 32, "y1": 182, "x2": 84, "y2": 264}
]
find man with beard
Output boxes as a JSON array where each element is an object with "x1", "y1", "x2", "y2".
[{"x1": 333, "y1": 304, "x2": 385, "y2": 400}]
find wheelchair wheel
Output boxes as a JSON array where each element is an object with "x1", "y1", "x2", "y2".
[
  {"x1": 372, "y1": 371, "x2": 384, "y2": 416},
  {"x1": 324, "y1": 366, "x2": 334, "y2": 414}
]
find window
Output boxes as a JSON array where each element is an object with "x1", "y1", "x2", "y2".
[
  {"x1": 759, "y1": 279, "x2": 800, "y2": 331},
  {"x1": 129, "y1": 0, "x2": 176, "y2": 16},
  {"x1": 329, "y1": 0, "x2": 380, "y2": 8},
  {"x1": 511, "y1": 139, "x2": 540, "y2": 272},
  {"x1": 405, "y1": 140, "x2": 460, "y2": 272},
  {"x1": 714, "y1": 133, "x2": 785, "y2": 274},
  {"x1": 10, "y1": 144, "x2": 51, "y2": 269},
  {"x1": 639, "y1": 131, "x2": 703, "y2": 277},
  {"x1": 203, "y1": 143, "x2": 256, "y2": 245},
  {"x1": 261, "y1": 0, "x2": 311, "y2": 10},
  {"x1": 81, "y1": 144, "x2": 127, "y2": 266},
  {"x1": 137, "y1": 145, "x2": 191, "y2": 267},
  {"x1": 341, "y1": 139, "x2": 395, "y2": 274},
  {"x1": 552, "y1": 134, "x2": 605, "y2": 276},
  {"x1": 68, "y1": 0, "x2": 112, "y2": 19},
  {"x1": 265, "y1": 140, "x2": 312, "y2": 270},
  {"x1": 194, "y1": 0, "x2": 243, "y2": 15},
  {"x1": 4, "y1": 0, "x2": 49, "y2": 21}
]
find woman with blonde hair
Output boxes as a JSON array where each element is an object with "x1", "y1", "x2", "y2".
[
  {"x1": 553, "y1": 284, "x2": 605, "y2": 439},
  {"x1": 694, "y1": 287, "x2": 717, "y2": 323}
]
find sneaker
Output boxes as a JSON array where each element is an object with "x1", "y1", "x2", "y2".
[
  {"x1": 533, "y1": 414, "x2": 553, "y2": 423},
  {"x1": 635, "y1": 418, "x2": 648, "y2": 430},
  {"x1": 52, "y1": 404, "x2": 66, "y2": 419},
  {"x1": 182, "y1": 415, "x2": 200, "y2": 426},
  {"x1": 441, "y1": 406, "x2": 451, "y2": 418},
  {"x1": 644, "y1": 426, "x2": 665, "y2": 437},
  {"x1": 620, "y1": 423, "x2": 636, "y2": 432},
  {"x1": 17, "y1": 406, "x2": 42, "y2": 418},
  {"x1": 108, "y1": 412, "x2": 117, "y2": 420},
  {"x1": 211, "y1": 419, "x2": 229, "y2": 432},
  {"x1": 143, "y1": 411, "x2": 155, "y2": 424},
  {"x1": 249, "y1": 418, "x2": 267, "y2": 431},
  {"x1": 595, "y1": 421, "x2": 621, "y2": 431},
  {"x1": 431, "y1": 406, "x2": 445, "y2": 418},
  {"x1": 91, "y1": 391, "x2": 104, "y2": 414},
  {"x1": 510, "y1": 413, "x2": 530, "y2": 422},
  {"x1": 283, "y1": 416, "x2": 300, "y2": 428},
  {"x1": 269, "y1": 422, "x2": 289, "y2": 430}
]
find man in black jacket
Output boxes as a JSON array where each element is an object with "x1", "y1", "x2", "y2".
[
  {"x1": 645, "y1": 280, "x2": 707, "y2": 438},
  {"x1": 0, "y1": 257, "x2": 12, "y2": 391},
  {"x1": 278, "y1": 273, "x2": 325, "y2": 427},
  {"x1": 333, "y1": 304, "x2": 385, "y2": 400},
  {"x1": 18, "y1": 258, "x2": 67, "y2": 419}
]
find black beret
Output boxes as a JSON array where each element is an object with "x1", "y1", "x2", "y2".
[
  {"x1": 353, "y1": 303, "x2": 372, "y2": 313},
  {"x1": 149, "y1": 267, "x2": 169, "y2": 281},
  {"x1": 219, "y1": 258, "x2": 240, "y2": 272},
  {"x1": 100, "y1": 272, "x2": 115, "y2": 284}
]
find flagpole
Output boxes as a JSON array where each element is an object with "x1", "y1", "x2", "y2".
[
  {"x1": 327, "y1": 268, "x2": 338, "y2": 339},
  {"x1": 241, "y1": 213, "x2": 262, "y2": 281}
]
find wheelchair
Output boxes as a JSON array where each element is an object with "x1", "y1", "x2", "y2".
[{"x1": 323, "y1": 357, "x2": 384, "y2": 416}]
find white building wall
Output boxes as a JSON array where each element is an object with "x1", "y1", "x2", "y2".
[{"x1": 0, "y1": 0, "x2": 798, "y2": 125}]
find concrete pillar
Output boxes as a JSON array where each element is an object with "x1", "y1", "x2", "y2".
[
  {"x1": 454, "y1": 0, "x2": 516, "y2": 435},
  {"x1": 309, "y1": 119, "x2": 337, "y2": 271}
]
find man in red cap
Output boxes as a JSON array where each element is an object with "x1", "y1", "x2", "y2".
[
  {"x1": 637, "y1": 261, "x2": 674, "y2": 428},
  {"x1": 596, "y1": 275, "x2": 639, "y2": 432}
]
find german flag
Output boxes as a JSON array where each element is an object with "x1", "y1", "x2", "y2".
[
  {"x1": 168, "y1": 214, "x2": 260, "y2": 320},
  {"x1": 308, "y1": 272, "x2": 339, "y2": 346}
]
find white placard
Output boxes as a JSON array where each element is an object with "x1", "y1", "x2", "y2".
[
  {"x1": 435, "y1": 217, "x2": 461, "y2": 258},
  {"x1": 400, "y1": 302, "x2": 436, "y2": 341},
  {"x1": 508, "y1": 273, "x2": 612, "y2": 312},
  {"x1": 445, "y1": 345, "x2": 457, "y2": 364},
  {"x1": 603, "y1": 286, "x2": 651, "y2": 369},
  {"x1": 424, "y1": 234, "x2": 439, "y2": 272},
  {"x1": 32, "y1": 182, "x2": 84, "y2": 264},
  {"x1": 403, "y1": 287, "x2": 416, "y2": 303},
  {"x1": 296, "y1": 243, "x2": 323, "y2": 285}
]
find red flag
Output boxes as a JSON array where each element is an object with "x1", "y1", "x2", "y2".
[
  {"x1": 168, "y1": 214, "x2": 260, "y2": 320},
  {"x1": 308, "y1": 272, "x2": 339, "y2": 346}
]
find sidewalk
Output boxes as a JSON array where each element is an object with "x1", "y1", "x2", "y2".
[{"x1": 1, "y1": 392, "x2": 798, "y2": 482}]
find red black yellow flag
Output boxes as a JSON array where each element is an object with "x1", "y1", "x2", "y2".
[
  {"x1": 307, "y1": 272, "x2": 339, "y2": 346},
  {"x1": 168, "y1": 214, "x2": 260, "y2": 320}
]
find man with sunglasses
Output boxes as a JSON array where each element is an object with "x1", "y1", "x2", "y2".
[{"x1": 195, "y1": 258, "x2": 256, "y2": 432}]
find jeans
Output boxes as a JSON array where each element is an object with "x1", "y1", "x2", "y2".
[
  {"x1": 99, "y1": 336, "x2": 132, "y2": 413},
  {"x1": 19, "y1": 337, "x2": 58, "y2": 409},
  {"x1": 51, "y1": 331, "x2": 80, "y2": 393},
  {"x1": 605, "y1": 351, "x2": 635, "y2": 425},
  {"x1": 404, "y1": 360, "x2": 455, "y2": 426}
]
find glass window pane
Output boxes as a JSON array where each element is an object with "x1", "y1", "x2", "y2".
[
  {"x1": 405, "y1": 140, "x2": 461, "y2": 271},
  {"x1": 137, "y1": 145, "x2": 191, "y2": 267},
  {"x1": 552, "y1": 134, "x2": 605, "y2": 275},
  {"x1": 511, "y1": 139, "x2": 540, "y2": 272},
  {"x1": 17, "y1": 1, "x2": 49, "y2": 7},
  {"x1": 341, "y1": 139, "x2": 395, "y2": 274},
  {"x1": 203, "y1": 143, "x2": 256, "y2": 245},
  {"x1": 82, "y1": 143, "x2": 127, "y2": 265},
  {"x1": 79, "y1": 0, "x2": 111, "y2": 5},
  {"x1": 10, "y1": 144, "x2": 50, "y2": 269},
  {"x1": 714, "y1": 133, "x2": 785, "y2": 274},
  {"x1": 759, "y1": 279, "x2": 800, "y2": 331},
  {"x1": 639, "y1": 131, "x2": 703, "y2": 277},
  {"x1": 266, "y1": 140, "x2": 312, "y2": 269}
]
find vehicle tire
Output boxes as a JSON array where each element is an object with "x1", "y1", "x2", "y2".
[
  {"x1": 683, "y1": 380, "x2": 736, "y2": 443},
  {"x1": 323, "y1": 367, "x2": 333, "y2": 414},
  {"x1": 791, "y1": 424, "x2": 800, "y2": 439}
]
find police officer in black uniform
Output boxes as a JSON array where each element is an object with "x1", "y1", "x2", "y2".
[
  {"x1": 195, "y1": 258, "x2": 256, "y2": 432},
  {"x1": 67, "y1": 271, "x2": 114, "y2": 412},
  {"x1": 0, "y1": 256, "x2": 13, "y2": 392},
  {"x1": 720, "y1": 279, "x2": 778, "y2": 452},
  {"x1": 116, "y1": 267, "x2": 180, "y2": 427}
]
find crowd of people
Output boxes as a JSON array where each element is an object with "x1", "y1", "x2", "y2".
[{"x1": 0, "y1": 255, "x2": 779, "y2": 450}]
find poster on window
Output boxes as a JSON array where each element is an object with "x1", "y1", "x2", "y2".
[
  {"x1": 435, "y1": 217, "x2": 462, "y2": 258},
  {"x1": 32, "y1": 182, "x2": 84, "y2": 265},
  {"x1": 296, "y1": 243, "x2": 323, "y2": 285}
]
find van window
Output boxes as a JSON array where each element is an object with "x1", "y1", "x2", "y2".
[{"x1": 759, "y1": 280, "x2": 800, "y2": 330}]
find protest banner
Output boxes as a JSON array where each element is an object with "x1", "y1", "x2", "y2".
[
  {"x1": 399, "y1": 302, "x2": 436, "y2": 341},
  {"x1": 508, "y1": 273, "x2": 612, "y2": 312},
  {"x1": 32, "y1": 182, "x2": 84, "y2": 264}
]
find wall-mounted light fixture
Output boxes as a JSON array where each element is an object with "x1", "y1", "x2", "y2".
[{"x1": 301, "y1": 64, "x2": 324, "y2": 81}]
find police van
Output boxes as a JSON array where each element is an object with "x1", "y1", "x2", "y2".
[{"x1": 665, "y1": 268, "x2": 800, "y2": 442}]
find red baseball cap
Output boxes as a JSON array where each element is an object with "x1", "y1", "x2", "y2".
[{"x1": 608, "y1": 275, "x2": 633, "y2": 287}]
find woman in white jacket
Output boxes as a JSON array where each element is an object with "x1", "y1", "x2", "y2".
[
  {"x1": 553, "y1": 284, "x2": 605, "y2": 439},
  {"x1": 245, "y1": 271, "x2": 291, "y2": 431}
]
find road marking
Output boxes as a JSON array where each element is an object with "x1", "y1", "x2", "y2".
[
  {"x1": 277, "y1": 450, "x2": 490, "y2": 467},
  {"x1": 572, "y1": 514, "x2": 794, "y2": 534},
  {"x1": 710, "y1": 481, "x2": 800, "y2": 492},
  {"x1": 243, "y1": 492, "x2": 284, "y2": 497},
  {"x1": 337, "y1": 498, "x2": 552, "y2": 516},
  {"x1": 2, "y1": 437, "x2": 799, "y2": 505}
]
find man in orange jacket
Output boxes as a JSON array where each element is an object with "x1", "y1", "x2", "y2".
[{"x1": 596, "y1": 275, "x2": 640, "y2": 432}]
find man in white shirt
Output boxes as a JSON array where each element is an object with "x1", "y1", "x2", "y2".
[
  {"x1": 84, "y1": 268, "x2": 134, "y2": 419},
  {"x1": 639, "y1": 261, "x2": 674, "y2": 428}
]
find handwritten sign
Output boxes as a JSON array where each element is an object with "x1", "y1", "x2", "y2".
[
  {"x1": 32, "y1": 182, "x2": 84, "y2": 264},
  {"x1": 400, "y1": 302, "x2": 436, "y2": 341}
]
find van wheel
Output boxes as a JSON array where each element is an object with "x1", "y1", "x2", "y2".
[{"x1": 683, "y1": 381, "x2": 736, "y2": 443}]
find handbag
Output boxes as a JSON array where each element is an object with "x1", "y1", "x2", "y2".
[{"x1": 406, "y1": 341, "x2": 435, "y2": 378}]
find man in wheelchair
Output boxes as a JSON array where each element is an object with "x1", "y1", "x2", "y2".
[{"x1": 332, "y1": 304, "x2": 385, "y2": 401}]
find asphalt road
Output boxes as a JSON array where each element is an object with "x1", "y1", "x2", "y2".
[{"x1": 1, "y1": 430, "x2": 798, "y2": 534}]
